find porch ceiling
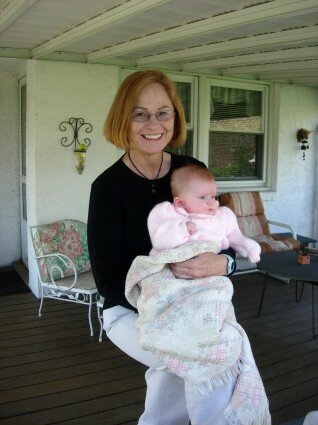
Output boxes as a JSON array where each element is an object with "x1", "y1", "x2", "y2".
[{"x1": 0, "y1": 0, "x2": 317, "y2": 86}]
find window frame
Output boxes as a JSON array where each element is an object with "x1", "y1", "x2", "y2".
[
  {"x1": 207, "y1": 77, "x2": 270, "y2": 191},
  {"x1": 122, "y1": 68, "x2": 278, "y2": 192},
  {"x1": 169, "y1": 73, "x2": 198, "y2": 157}
]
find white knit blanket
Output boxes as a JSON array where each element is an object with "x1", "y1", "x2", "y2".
[{"x1": 125, "y1": 241, "x2": 271, "y2": 425}]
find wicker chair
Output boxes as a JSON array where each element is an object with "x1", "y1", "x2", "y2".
[{"x1": 30, "y1": 219, "x2": 98, "y2": 336}]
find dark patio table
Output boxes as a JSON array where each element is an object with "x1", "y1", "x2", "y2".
[{"x1": 257, "y1": 250, "x2": 318, "y2": 338}]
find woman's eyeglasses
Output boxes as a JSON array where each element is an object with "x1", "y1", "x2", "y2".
[{"x1": 131, "y1": 108, "x2": 175, "y2": 123}]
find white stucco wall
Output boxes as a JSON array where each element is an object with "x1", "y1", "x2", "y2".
[
  {"x1": 25, "y1": 60, "x2": 318, "y2": 296},
  {"x1": 0, "y1": 72, "x2": 20, "y2": 266},
  {"x1": 261, "y1": 84, "x2": 318, "y2": 241},
  {"x1": 26, "y1": 60, "x2": 123, "y2": 296}
]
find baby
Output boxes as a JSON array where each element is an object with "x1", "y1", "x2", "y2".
[{"x1": 148, "y1": 163, "x2": 261, "y2": 262}]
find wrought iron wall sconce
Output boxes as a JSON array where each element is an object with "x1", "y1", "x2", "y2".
[
  {"x1": 59, "y1": 118, "x2": 93, "y2": 174},
  {"x1": 296, "y1": 128, "x2": 311, "y2": 161}
]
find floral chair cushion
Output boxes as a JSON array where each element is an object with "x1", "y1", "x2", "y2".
[{"x1": 31, "y1": 220, "x2": 91, "y2": 283}]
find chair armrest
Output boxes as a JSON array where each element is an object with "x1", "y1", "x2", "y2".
[
  {"x1": 35, "y1": 253, "x2": 78, "y2": 290},
  {"x1": 267, "y1": 220, "x2": 297, "y2": 239}
]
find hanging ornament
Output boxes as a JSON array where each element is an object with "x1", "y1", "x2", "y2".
[{"x1": 296, "y1": 129, "x2": 311, "y2": 161}]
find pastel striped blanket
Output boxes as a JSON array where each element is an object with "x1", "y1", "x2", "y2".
[{"x1": 125, "y1": 241, "x2": 271, "y2": 425}]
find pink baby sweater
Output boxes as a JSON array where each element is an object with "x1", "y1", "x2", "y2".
[{"x1": 148, "y1": 201, "x2": 261, "y2": 262}]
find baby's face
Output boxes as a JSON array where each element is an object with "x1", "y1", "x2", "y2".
[{"x1": 177, "y1": 179, "x2": 219, "y2": 216}]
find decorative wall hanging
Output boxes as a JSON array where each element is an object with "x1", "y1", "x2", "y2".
[
  {"x1": 59, "y1": 118, "x2": 93, "y2": 174},
  {"x1": 296, "y1": 128, "x2": 311, "y2": 161}
]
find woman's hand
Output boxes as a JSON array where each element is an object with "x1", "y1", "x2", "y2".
[{"x1": 169, "y1": 252, "x2": 228, "y2": 279}]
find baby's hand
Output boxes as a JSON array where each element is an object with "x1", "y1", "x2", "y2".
[{"x1": 186, "y1": 221, "x2": 197, "y2": 235}]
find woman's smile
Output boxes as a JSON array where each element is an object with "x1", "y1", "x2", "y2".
[{"x1": 142, "y1": 133, "x2": 164, "y2": 140}]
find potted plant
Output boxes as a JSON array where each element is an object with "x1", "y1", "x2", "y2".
[
  {"x1": 297, "y1": 244, "x2": 310, "y2": 265},
  {"x1": 74, "y1": 143, "x2": 87, "y2": 174}
]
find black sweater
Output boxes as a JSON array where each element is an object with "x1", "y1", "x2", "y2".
[{"x1": 87, "y1": 153, "x2": 235, "y2": 311}]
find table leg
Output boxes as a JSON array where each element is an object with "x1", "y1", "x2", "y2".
[
  {"x1": 313, "y1": 284, "x2": 317, "y2": 339},
  {"x1": 295, "y1": 280, "x2": 305, "y2": 302},
  {"x1": 257, "y1": 272, "x2": 269, "y2": 317}
]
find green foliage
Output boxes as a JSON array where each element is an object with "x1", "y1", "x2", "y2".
[
  {"x1": 76, "y1": 143, "x2": 87, "y2": 152},
  {"x1": 210, "y1": 149, "x2": 255, "y2": 178}
]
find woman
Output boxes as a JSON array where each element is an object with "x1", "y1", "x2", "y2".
[{"x1": 87, "y1": 70, "x2": 236, "y2": 425}]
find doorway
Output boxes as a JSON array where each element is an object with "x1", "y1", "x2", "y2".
[{"x1": 19, "y1": 77, "x2": 28, "y2": 267}]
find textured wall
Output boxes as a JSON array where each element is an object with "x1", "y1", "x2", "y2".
[
  {"x1": 0, "y1": 72, "x2": 20, "y2": 266},
  {"x1": 24, "y1": 62, "x2": 318, "y2": 295},
  {"x1": 28, "y1": 60, "x2": 121, "y2": 225},
  {"x1": 261, "y1": 84, "x2": 318, "y2": 240},
  {"x1": 26, "y1": 60, "x2": 122, "y2": 296}
]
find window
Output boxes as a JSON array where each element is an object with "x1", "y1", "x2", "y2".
[
  {"x1": 208, "y1": 80, "x2": 268, "y2": 185},
  {"x1": 122, "y1": 68, "x2": 275, "y2": 190},
  {"x1": 165, "y1": 75, "x2": 197, "y2": 157}
]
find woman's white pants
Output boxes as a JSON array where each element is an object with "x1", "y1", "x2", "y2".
[{"x1": 103, "y1": 306, "x2": 236, "y2": 425}]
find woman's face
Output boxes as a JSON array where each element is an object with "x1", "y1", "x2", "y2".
[{"x1": 129, "y1": 83, "x2": 175, "y2": 155}]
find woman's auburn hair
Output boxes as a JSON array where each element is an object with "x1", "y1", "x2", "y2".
[{"x1": 104, "y1": 70, "x2": 187, "y2": 149}]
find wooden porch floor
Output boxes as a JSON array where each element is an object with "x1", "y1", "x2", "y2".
[{"x1": 0, "y1": 272, "x2": 317, "y2": 425}]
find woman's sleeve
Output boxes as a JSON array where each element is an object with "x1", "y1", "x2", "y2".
[
  {"x1": 220, "y1": 247, "x2": 236, "y2": 276},
  {"x1": 87, "y1": 180, "x2": 131, "y2": 309}
]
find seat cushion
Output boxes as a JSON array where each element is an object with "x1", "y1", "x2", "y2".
[
  {"x1": 43, "y1": 270, "x2": 97, "y2": 293},
  {"x1": 253, "y1": 234, "x2": 301, "y2": 253}
]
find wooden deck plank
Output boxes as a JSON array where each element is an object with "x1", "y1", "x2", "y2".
[
  {"x1": 259, "y1": 351, "x2": 318, "y2": 380},
  {"x1": 0, "y1": 272, "x2": 317, "y2": 425},
  {"x1": 0, "y1": 370, "x2": 146, "y2": 415},
  {"x1": 1, "y1": 355, "x2": 139, "y2": 390},
  {"x1": 54, "y1": 402, "x2": 145, "y2": 425},
  {"x1": 271, "y1": 395, "x2": 318, "y2": 424},
  {"x1": 269, "y1": 379, "x2": 318, "y2": 411},
  {"x1": 0, "y1": 387, "x2": 146, "y2": 425},
  {"x1": 0, "y1": 341, "x2": 120, "y2": 369},
  {"x1": 266, "y1": 364, "x2": 318, "y2": 395},
  {"x1": 0, "y1": 312, "x2": 89, "y2": 335}
]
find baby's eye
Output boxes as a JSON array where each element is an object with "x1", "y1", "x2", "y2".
[{"x1": 199, "y1": 196, "x2": 206, "y2": 200}]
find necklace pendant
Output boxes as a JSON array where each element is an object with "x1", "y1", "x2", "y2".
[{"x1": 127, "y1": 151, "x2": 163, "y2": 195}]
